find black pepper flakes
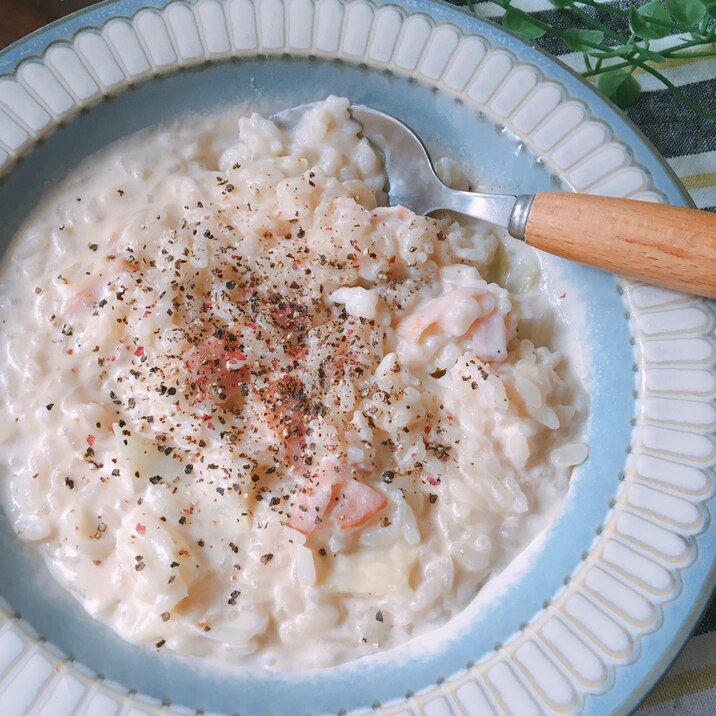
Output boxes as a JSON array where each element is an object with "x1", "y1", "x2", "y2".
[
  {"x1": 260, "y1": 553, "x2": 274, "y2": 565},
  {"x1": 376, "y1": 610, "x2": 384, "y2": 623},
  {"x1": 46, "y1": 403, "x2": 54, "y2": 411}
]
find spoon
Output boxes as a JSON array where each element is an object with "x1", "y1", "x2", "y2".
[{"x1": 273, "y1": 103, "x2": 716, "y2": 298}]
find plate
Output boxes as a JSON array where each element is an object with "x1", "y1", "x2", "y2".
[{"x1": 0, "y1": 1, "x2": 714, "y2": 714}]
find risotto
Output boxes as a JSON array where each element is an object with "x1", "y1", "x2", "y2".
[{"x1": 0, "y1": 97, "x2": 587, "y2": 669}]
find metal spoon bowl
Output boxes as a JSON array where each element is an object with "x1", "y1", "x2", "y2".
[{"x1": 273, "y1": 102, "x2": 716, "y2": 298}]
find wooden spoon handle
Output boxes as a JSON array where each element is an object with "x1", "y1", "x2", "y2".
[{"x1": 523, "y1": 193, "x2": 716, "y2": 298}]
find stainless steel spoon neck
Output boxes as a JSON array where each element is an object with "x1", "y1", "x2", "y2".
[
  {"x1": 508, "y1": 194, "x2": 535, "y2": 241},
  {"x1": 434, "y1": 186, "x2": 535, "y2": 241}
]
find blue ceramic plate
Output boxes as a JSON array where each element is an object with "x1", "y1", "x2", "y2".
[{"x1": 0, "y1": 2, "x2": 713, "y2": 715}]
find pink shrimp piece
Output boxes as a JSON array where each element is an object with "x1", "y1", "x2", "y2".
[
  {"x1": 285, "y1": 457, "x2": 344, "y2": 534},
  {"x1": 398, "y1": 287, "x2": 509, "y2": 363},
  {"x1": 397, "y1": 287, "x2": 494, "y2": 344},
  {"x1": 396, "y1": 293, "x2": 450, "y2": 344},
  {"x1": 286, "y1": 478, "x2": 334, "y2": 535},
  {"x1": 470, "y1": 310, "x2": 508, "y2": 364},
  {"x1": 332, "y1": 479, "x2": 387, "y2": 530},
  {"x1": 285, "y1": 458, "x2": 386, "y2": 534}
]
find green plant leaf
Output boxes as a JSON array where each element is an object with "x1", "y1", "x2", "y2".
[
  {"x1": 630, "y1": 0, "x2": 673, "y2": 39},
  {"x1": 548, "y1": 0, "x2": 574, "y2": 7},
  {"x1": 598, "y1": 69, "x2": 642, "y2": 109},
  {"x1": 706, "y1": 1, "x2": 716, "y2": 18},
  {"x1": 666, "y1": 0, "x2": 706, "y2": 24},
  {"x1": 502, "y1": 9, "x2": 547, "y2": 40},
  {"x1": 629, "y1": 7, "x2": 655, "y2": 38},
  {"x1": 563, "y1": 28, "x2": 605, "y2": 52},
  {"x1": 587, "y1": 40, "x2": 635, "y2": 59}
]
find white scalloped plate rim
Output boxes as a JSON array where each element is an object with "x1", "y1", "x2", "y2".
[{"x1": 0, "y1": 1, "x2": 713, "y2": 716}]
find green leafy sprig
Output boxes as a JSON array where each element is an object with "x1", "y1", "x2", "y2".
[{"x1": 483, "y1": 0, "x2": 716, "y2": 120}]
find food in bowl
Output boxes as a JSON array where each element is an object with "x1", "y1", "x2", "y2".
[{"x1": 0, "y1": 97, "x2": 587, "y2": 668}]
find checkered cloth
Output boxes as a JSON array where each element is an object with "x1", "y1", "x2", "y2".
[{"x1": 465, "y1": 1, "x2": 715, "y2": 711}]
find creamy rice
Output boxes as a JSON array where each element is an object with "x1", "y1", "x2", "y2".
[{"x1": 0, "y1": 97, "x2": 587, "y2": 669}]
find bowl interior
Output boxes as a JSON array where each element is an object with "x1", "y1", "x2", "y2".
[{"x1": 0, "y1": 57, "x2": 635, "y2": 714}]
